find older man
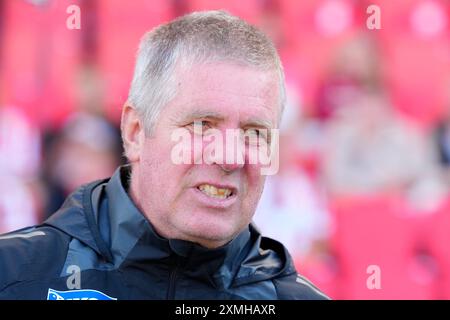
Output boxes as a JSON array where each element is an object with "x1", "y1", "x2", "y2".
[{"x1": 0, "y1": 11, "x2": 328, "y2": 300}]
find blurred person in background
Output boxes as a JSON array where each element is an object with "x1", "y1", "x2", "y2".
[
  {"x1": 323, "y1": 89, "x2": 447, "y2": 211},
  {"x1": 434, "y1": 91, "x2": 450, "y2": 187},
  {"x1": 316, "y1": 34, "x2": 381, "y2": 122},
  {"x1": 316, "y1": 33, "x2": 447, "y2": 212},
  {"x1": 41, "y1": 64, "x2": 123, "y2": 219},
  {"x1": 42, "y1": 112, "x2": 122, "y2": 220}
]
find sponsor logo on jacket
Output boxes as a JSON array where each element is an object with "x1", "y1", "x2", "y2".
[{"x1": 47, "y1": 288, "x2": 117, "y2": 300}]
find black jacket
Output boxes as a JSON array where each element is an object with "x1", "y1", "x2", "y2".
[{"x1": 0, "y1": 166, "x2": 328, "y2": 300}]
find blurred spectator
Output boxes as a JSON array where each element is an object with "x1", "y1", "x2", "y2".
[
  {"x1": 434, "y1": 103, "x2": 450, "y2": 186},
  {"x1": 435, "y1": 116, "x2": 450, "y2": 168},
  {"x1": 323, "y1": 90, "x2": 447, "y2": 211},
  {"x1": 316, "y1": 34, "x2": 381, "y2": 122},
  {"x1": 42, "y1": 112, "x2": 122, "y2": 219},
  {"x1": 41, "y1": 64, "x2": 123, "y2": 219}
]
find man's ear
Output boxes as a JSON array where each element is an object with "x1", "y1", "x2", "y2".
[{"x1": 121, "y1": 103, "x2": 145, "y2": 163}]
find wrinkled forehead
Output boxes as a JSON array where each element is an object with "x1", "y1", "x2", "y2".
[{"x1": 170, "y1": 61, "x2": 283, "y2": 126}]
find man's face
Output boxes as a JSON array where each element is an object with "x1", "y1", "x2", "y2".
[{"x1": 128, "y1": 62, "x2": 280, "y2": 248}]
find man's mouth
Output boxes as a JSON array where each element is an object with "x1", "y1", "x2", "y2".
[{"x1": 197, "y1": 184, "x2": 234, "y2": 199}]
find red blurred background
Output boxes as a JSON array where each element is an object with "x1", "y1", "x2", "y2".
[{"x1": 0, "y1": 0, "x2": 449, "y2": 299}]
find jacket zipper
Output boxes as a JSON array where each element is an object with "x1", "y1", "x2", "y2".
[{"x1": 167, "y1": 258, "x2": 181, "y2": 299}]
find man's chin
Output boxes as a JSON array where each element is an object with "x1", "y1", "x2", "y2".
[{"x1": 176, "y1": 223, "x2": 239, "y2": 248}]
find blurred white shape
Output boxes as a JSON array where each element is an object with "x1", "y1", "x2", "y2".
[
  {"x1": 254, "y1": 170, "x2": 331, "y2": 259},
  {"x1": 24, "y1": 0, "x2": 50, "y2": 7},
  {"x1": 0, "y1": 107, "x2": 41, "y2": 233},
  {"x1": 0, "y1": 176, "x2": 38, "y2": 233},
  {"x1": 315, "y1": 0, "x2": 353, "y2": 37},
  {"x1": 0, "y1": 107, "x2": 41, "y2": 178},
  {"x1": 410, "y1": 0, "x2": 447, "y2": 38}
]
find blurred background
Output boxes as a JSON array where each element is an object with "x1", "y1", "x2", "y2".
[{"x1": 0, "y1": 0, "x2": 449, "y2": 299}]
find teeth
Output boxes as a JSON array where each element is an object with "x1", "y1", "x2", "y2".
[{"x1": 198, "y1": 184, "x2": 232, "y2": 199}]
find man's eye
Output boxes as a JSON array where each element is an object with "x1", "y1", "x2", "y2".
[
  {"x1": 189, "y1": 121, "x2": 210, "y2": 135},
  {"x1": 246, "y1": 128, "x2": 260, "y2": 137},
  {"x1": 244, "y1": 128, "x2": 267, "y2": 146}
]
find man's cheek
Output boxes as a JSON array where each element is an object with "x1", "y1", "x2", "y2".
[{"x1": 246, "y1": 163, "x2": 266, "y2": 182}]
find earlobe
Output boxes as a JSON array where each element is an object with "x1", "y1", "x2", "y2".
[{"x1": 121, "y1": 103, "x2": 143, "y2": 163}]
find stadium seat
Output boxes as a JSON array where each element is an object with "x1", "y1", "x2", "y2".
[{"x1": 330, "y1": 195, "x2": 439, "y2": 299}]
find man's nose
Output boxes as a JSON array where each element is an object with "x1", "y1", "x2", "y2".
[
  {"x1": 220, "y1": 129, "x2": 246, "y2": 172},
  {"x1": 202, "y1": 129, "x2": 246, "y2": 172},
  {"x1": 218, "y1": 161, "x2": 244, "y2": 173}
]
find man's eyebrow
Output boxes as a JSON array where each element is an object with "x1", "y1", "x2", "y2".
[
  {"x1": 241, "y1": 118, "x2": 273, "y2": 129},
  {"x1": 183, "y1": 110, "x2": 225, "y2": 122},
  {"x1": 179, "y1": 110, "x2": 273, "y2": 128}
]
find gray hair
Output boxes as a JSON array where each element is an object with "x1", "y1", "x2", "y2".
[{"x1": 127, "y1": 10, "x2": 286, "y2": 135}]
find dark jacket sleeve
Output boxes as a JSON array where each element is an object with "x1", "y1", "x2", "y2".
[
  {"x1": 0, "y1": 226, "x2": 70, "y2": 296},
  {"x1": 272, "y1": 273, "x2": 330, "y2": 300}
]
